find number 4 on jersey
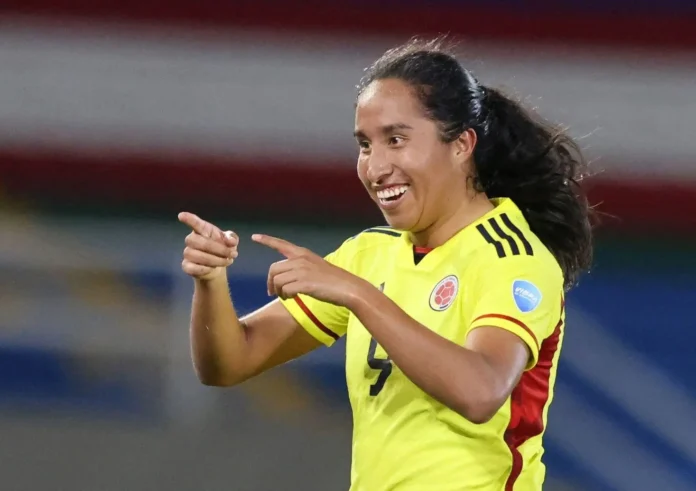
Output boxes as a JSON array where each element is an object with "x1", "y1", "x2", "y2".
[{"x1": 366, "y1": 282, "x2": 393, "y2": 396}]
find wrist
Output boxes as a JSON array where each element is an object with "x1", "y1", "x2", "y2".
[
  {"x1": 344, "y1": 278, "x2": 379, "y2": 314},
  {"x1": 195, "y1": 269, "x2": 229, "y2": 288}
]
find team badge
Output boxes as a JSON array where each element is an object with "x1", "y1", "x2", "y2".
[
  {"x1": 512, "y1": 279, "x2": 542, "y2": 313},
  {"x1": 429, "y1": 275, "x2": 459, "y2": 311}
]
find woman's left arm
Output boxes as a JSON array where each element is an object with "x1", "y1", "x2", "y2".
[
  {"x1": 252, "y1": 233, "x2": 531, "y2": 423},
  {"x1": 347, "y1": 284, "x2": 529, "y2": 424}
]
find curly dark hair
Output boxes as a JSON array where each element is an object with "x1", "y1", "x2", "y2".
[{"x1": 358, "y1": 38, "x2": 593, "y2": 290}]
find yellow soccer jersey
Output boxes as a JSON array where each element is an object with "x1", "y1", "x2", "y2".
[{"x1": 281, "y1": 198, "x2": 565, "y2": 491}]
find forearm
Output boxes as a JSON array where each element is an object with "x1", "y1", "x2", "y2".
[
  {"x1": 190, "y1": 273, "x2": 249, "y2": 385},
  {"x1": 348, "y1": 284, "x2": 503, "y2": 422}
]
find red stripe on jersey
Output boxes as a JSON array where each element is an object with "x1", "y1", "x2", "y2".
[
  {"x1": 413, "y1": 246, "x2": 434, "y2": 254},
  {"x1": 504, "y1": 306, "x2": 565, "y2": 490},
  {"x1": 294, "y1": 297, "x2": 340, "y2": 340},
  {"x1": 472, "y1": 313, "x2": 540, "y2": 352}
]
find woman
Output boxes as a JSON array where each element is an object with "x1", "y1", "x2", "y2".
[{"x1": 178, "y1": 38, "x2": 593, "y2": 491}]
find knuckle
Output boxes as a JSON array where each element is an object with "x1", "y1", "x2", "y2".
[{"x1": 203, "y1": 241, "x2": 218, "y2": 254}]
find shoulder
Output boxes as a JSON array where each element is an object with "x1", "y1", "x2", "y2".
[
  {"x1": 348, "y1": 225, "x2": 403, "y2": 242},
  {"x1": 468, "y1": 212, "x2": 563, "y2": 286},
  {"x1": 463, "y1": 220, "x2": 564, "y2": 320},
  {"x1": 341, "y1": 225, "x2": 403, "y2": 254},
  {"x1": 328, "y1": 226, "x2": 404, "y2": 267}
]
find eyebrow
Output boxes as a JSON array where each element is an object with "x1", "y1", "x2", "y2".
[{"x1": 353, "y1": 123, "x2": 414, "y2": 139}]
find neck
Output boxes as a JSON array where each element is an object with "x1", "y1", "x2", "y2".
[{"x1": 408, "y1": 192, "x2": 495, "y2": 248}]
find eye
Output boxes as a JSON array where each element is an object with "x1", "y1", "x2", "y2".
[
  {"x1": 358, "y1": 140, "x2": 371, "y2": 150},
  {"x1": 389, "y1": 136, "x2": 405, "y2": 146}
]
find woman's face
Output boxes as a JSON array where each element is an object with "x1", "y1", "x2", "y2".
[{"x1": 355, "y1": 78, "x2": 472, "y2": 232}]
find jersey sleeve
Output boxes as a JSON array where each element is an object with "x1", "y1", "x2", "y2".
[
  {"x1": 467, "y1": 255, "x2": 563, "y2": 369},
  {"x1": 279, "y1": 246, "x2": 351, "y2": 347}
]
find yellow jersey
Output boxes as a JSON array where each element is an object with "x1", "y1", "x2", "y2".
[{"x1": 281, "y1": 198, "x2": 565, "y2": 491}]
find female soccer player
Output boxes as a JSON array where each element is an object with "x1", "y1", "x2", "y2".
[{"x1": 178, "y1": 38, "x2": 593, "y2": 491}]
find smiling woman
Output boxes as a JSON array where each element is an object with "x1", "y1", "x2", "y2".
[{"x1": 178, "y1": 37, "x2": 593, "y2": 491}]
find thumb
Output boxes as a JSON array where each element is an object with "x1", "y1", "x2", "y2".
[{"x1": 223, "y1": 230, "x2": 239, "y2": 247}]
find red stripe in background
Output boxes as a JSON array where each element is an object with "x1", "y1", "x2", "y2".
[
  {"x1": 504, "y1": 306, "x2": 564, "y2": 490},
  {"x1": 473, "y1": 314, "x2": 540, "y2": 352},
  {"x1": 1, "y1": 151, "x2": 695, "y2": 234},
  {"x1": 1, "y1": 1, "x2": 696, "y2": 50},
  {"x1": 294, "y1": 297, "x2": 340, "y2": 341}
]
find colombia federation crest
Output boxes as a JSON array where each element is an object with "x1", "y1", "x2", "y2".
[{"x1": 429, "y1": 275, "x2": 459, "y2": 311}]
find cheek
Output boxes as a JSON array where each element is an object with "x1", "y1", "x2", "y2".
[
  {"x1": 412, "y1": 151, "x2": 456, "y2": 197},
  {"x1": 356, "y1": 157, "x2": 369, "y2": 186}
]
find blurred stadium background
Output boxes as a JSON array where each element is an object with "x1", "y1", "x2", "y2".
[{"x1": 1, "y1": 2, "x2": 695, "y2": 490}]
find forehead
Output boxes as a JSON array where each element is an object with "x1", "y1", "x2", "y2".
[{"x1": 355, "y1": 79, "x2": 425, "y2": 126}]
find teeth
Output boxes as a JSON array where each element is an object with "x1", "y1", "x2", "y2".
[{"x1": 377, "y1": 185, "x2": 409, "y2": 200}]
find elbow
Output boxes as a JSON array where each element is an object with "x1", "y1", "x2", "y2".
[
  {"x1": 194, "y1": 366, "x2": 244, "y2": 388},
  {"x1": 198, "y1": 375, "x2": 237, "y2": 388},
  {"x1": 452, "y1": 389, "x2": 505, "y2": 425},
  {"x1": 461, "y1": 404, "x2": 499, "y2": 425}
]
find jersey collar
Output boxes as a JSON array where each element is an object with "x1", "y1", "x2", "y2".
[{"x1": 396, "y1": 198, "x2": 524, "y2": 268}]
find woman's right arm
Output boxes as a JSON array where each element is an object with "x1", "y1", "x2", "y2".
[{"x1": 180, "y1": 212, "x2": 322, "y2": 387}]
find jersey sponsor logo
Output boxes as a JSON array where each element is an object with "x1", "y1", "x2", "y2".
[
  {"x1": 512, "y1": 280, "x2": 542, "y2": 313},
  {"x1": 429, "y1": 275, "x2": 459, "y2": 311}
]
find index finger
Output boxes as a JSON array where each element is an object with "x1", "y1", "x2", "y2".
[
  {"x1": 251, "y1": 234, "x2": 303, "y2": 258},
  {"x1": 178, "y1": 212, "x2": 214, "y2": 237}
]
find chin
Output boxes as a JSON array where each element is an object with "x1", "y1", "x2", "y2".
[{"x1": 382, "y1": 211, "x2": 416, "y2": 232}]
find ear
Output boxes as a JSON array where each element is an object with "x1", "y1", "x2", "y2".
[
  {"x1": 450, "y1": 128, "x2": 477, "y2": 177},
  {"x1": 453, "y1": 128, "x2": 477, "y2": 163}
]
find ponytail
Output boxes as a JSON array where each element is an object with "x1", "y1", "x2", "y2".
[{"x1": 474, "y1": 87, "x2": 593, "y2": 290}]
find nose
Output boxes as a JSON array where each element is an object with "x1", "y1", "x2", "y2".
[{"x1": 365, "y1": 148, "x2": 393, "y2": 185}]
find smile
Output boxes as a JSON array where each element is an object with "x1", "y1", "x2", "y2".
[{"x1": 376, "y1": 185, "x2": 410, "y2": 208}]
